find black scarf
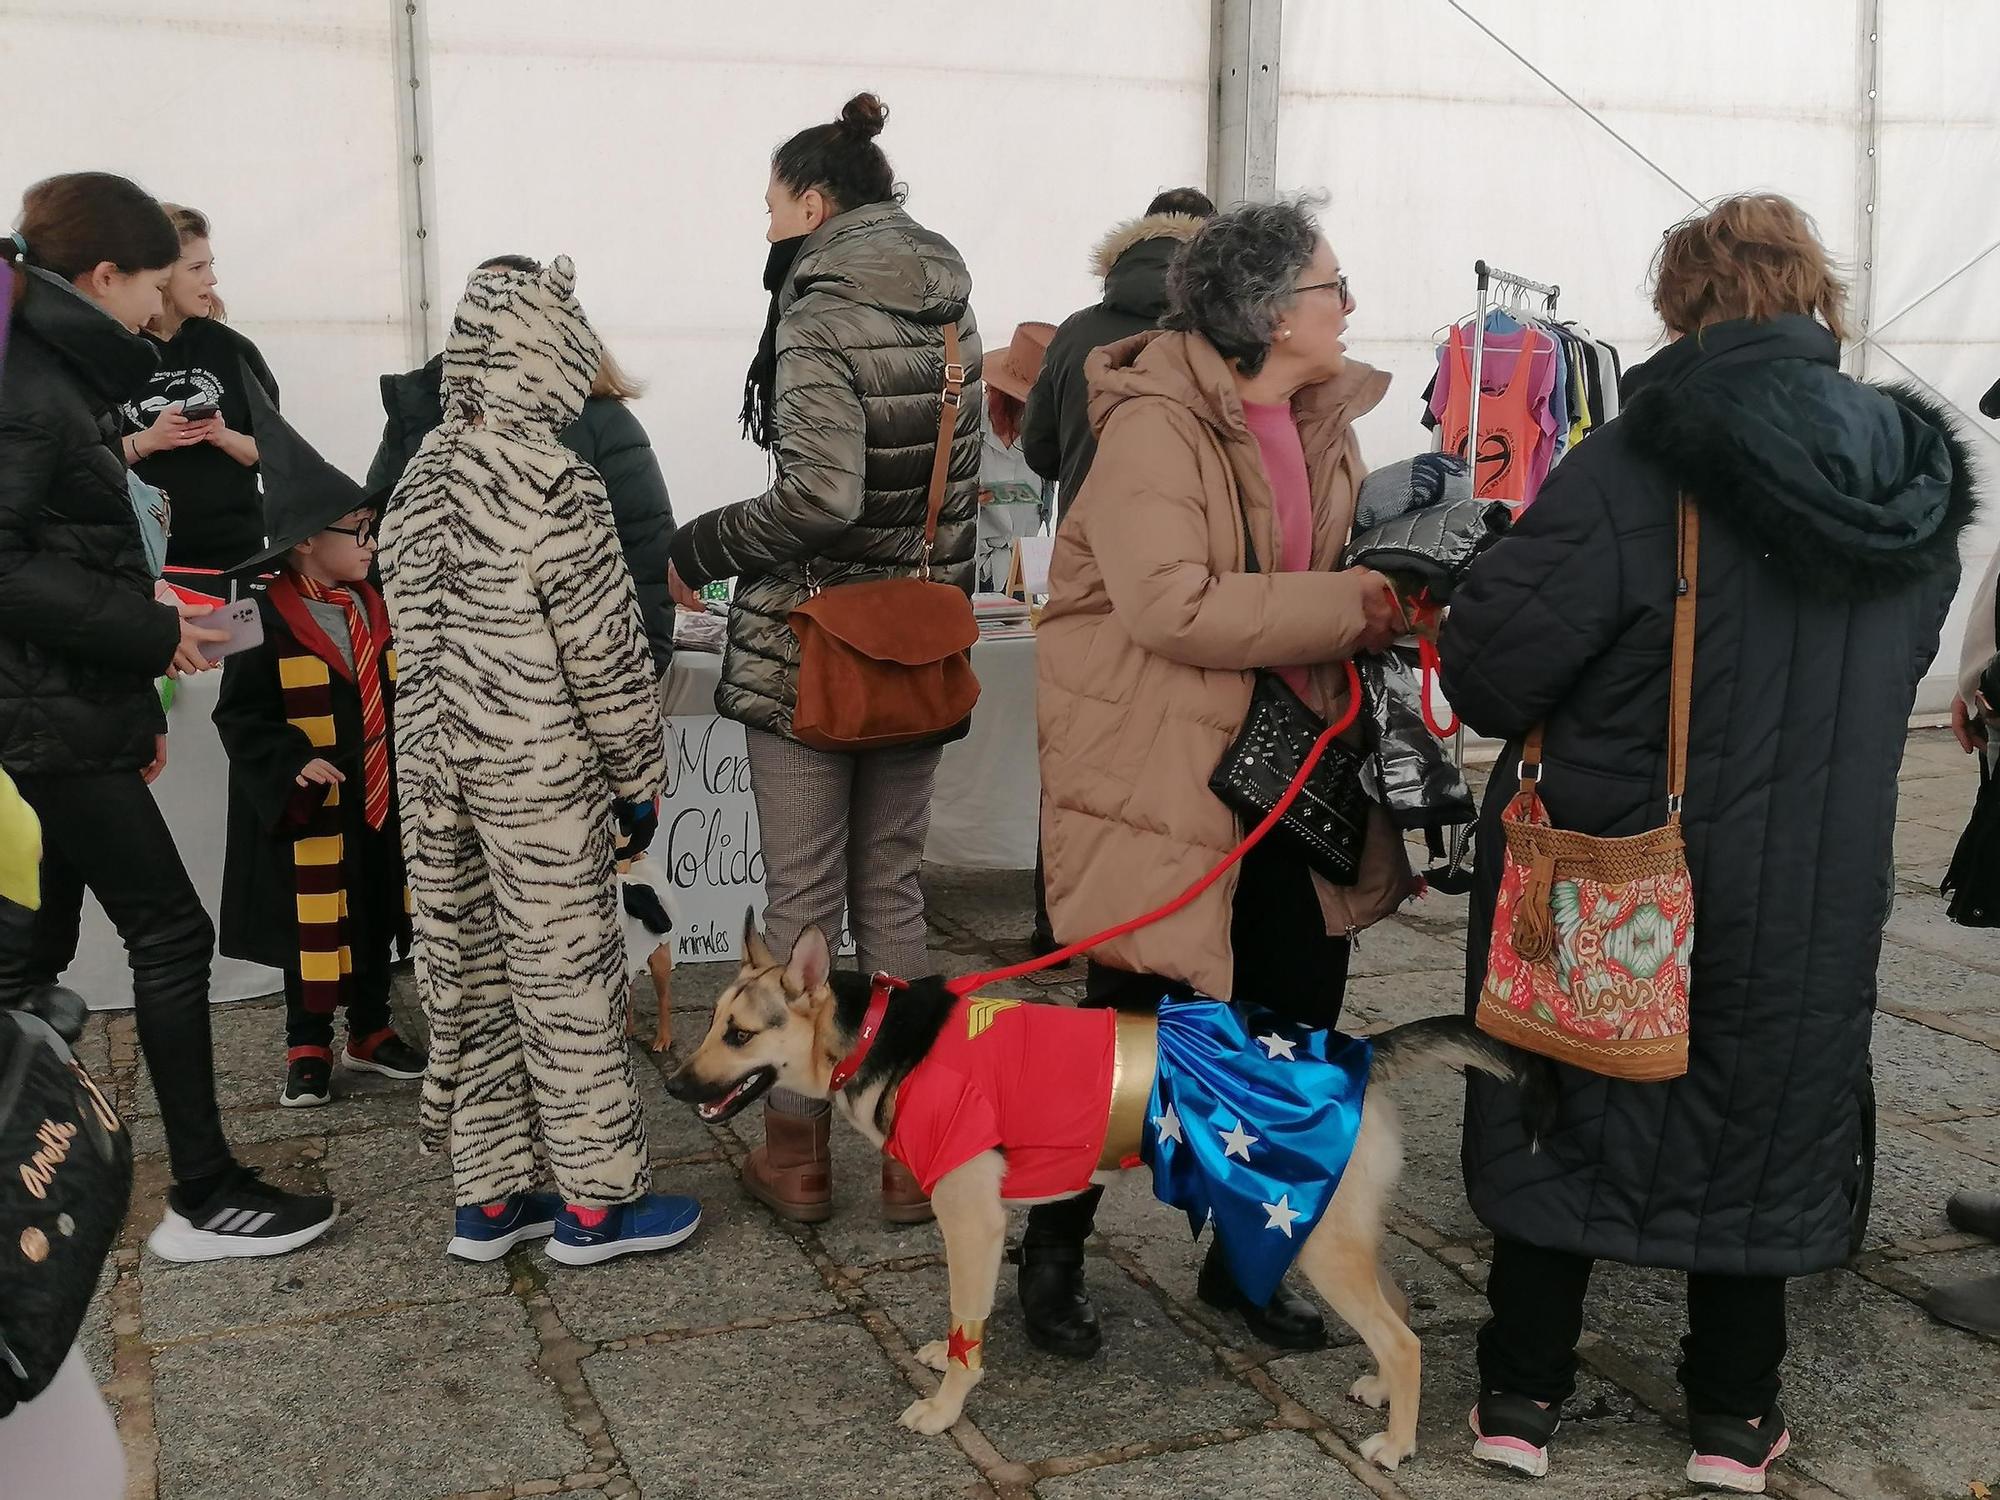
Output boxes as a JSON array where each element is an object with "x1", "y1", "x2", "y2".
[{"x1": 740, "y1": 235, "x2": 807, "y2": 450}]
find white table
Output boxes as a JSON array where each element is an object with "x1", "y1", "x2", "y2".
[
  {"x1": 656, "y1": 634, "x2": 1040, "y2": 964},
  {"x1": 65, "y1": 669, "x2": 283, "y2": 1010}
]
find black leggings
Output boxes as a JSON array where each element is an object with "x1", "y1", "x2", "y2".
[
  {"x1": 1478, "y1": 1237, "x2": 1788, "y2": 1419},
  {"x1": 0, "y1": 772, "x2": 232, "y2": 1185},
  {"x1": 1024, "y1": 837, "x2": 1352, "y2": 1253}
]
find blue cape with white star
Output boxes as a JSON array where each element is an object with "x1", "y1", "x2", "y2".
[{"x1": 1141, "y1": 995, "x2": 1372, "y2": 1305}]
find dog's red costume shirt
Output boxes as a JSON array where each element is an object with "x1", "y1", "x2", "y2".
[{"x1": 887, "y1": 996, "x2": 1124, "y2": 1199}]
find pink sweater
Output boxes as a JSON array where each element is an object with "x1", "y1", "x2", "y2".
[{"x1": 1243, "y1": 400, "x2": 1314, "y2": 696}]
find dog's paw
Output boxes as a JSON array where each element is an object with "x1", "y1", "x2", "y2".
[
  {"x1": 1347, "y1": 1372, "x2": 1390, "y2": 1410},
  {"x1": 897, "y1": 1394, "x2": 962, "y2": 1436},
  {"x1": 915, "y1": 1339, "x2": 951, "y2": 1374},
  {"x1": 1359, "y1": 1430, "x2": 1415, "y2": 1471}
]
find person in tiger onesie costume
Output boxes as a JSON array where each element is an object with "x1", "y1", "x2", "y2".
[{"x1": 378, "y1": 255, "x2": 701, "y2": 1267}]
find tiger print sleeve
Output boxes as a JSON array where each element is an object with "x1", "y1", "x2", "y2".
[{"x1": 531, "y1": 463, "x2": 669, "y2": 804}]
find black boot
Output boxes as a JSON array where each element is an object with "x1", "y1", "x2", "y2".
[
  {"x1": 1018, "y1": 1242, "x2": 1102, "y2": 1358},
  {"x1": 1018, "y1": 1187, "x2": 1104, "y2": 1359},
  {"x1": 1197, "y1": 1239, "x2": 1327, "y2": 1351}
]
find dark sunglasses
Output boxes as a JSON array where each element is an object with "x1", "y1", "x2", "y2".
[{"x1": 1295, "y1": 273, "x2": 1353, "y2": 309}]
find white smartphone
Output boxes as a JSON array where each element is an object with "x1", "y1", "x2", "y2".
[{"x1": 198, "y1": 598, "x2": 265, "y2": 664}]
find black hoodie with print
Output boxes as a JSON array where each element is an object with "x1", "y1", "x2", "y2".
[{"x1": 123, "y1": 315, "x2": 278, "y2": 571}]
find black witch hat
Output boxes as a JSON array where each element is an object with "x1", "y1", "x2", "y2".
[{"x1": 224, "y1": 362, "x2": 386, "y2": 576}]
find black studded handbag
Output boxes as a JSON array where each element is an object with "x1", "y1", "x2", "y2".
[{"x1": 1206, "y1": 497, "x2": 1370, "y2": 886}]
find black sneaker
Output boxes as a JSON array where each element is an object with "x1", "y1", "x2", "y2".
[
  {"x1": 342, "y1": 1031, "x2": 427, "y2": 1081},
  {"x1": 146, "y1": 1166, "x2": 339, "y2": 1263},
  {"x1": 1469, "y1": 1390, "x2": 1561, "y2": 1478},
  {"x1": 279, "y1": 1053, "x2": 333, "y2": 1108},
  {"x1": 1686, "y1": 1403, "x2": 1791, "y2": 1493}
]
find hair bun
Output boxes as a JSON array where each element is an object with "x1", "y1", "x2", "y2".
[{"x1": 839, "y1": 92, "x2": 888, "y2": 140}]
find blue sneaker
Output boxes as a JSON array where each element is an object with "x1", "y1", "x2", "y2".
[
  {"x1": 446, "y1": 1192, "x2": 561, "y2": 1262},
  {"x1": 546, "y1": 1193, "x2": 702, "y2": 1267}
]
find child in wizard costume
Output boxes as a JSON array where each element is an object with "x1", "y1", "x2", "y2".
[{"x1": 213, "y1": 370, "x2": 426, "y2": 1107}]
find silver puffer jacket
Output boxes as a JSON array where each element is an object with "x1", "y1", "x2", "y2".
[{"x1": 671, "y1": 201, "x2": 983, "y2": 737}]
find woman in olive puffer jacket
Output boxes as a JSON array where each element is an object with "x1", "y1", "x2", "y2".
[{"x1": 668, "y1": 92, "x2": 981, "y2": 1226}]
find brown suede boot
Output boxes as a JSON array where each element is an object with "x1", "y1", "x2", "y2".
[
  {"x1": 880, "y1": 1156, "x2": 935, "y2": 1225},
  {"x1": 741, "y1": 1103, "x2": 833, "y2": 1223}
]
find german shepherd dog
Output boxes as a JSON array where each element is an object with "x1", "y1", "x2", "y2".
[{"x1": 667, "y1": 917, "x2": 1545, "y2": 1470}]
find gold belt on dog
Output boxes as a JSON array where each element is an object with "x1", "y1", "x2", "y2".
[{"x1": 1099, "y1": 1011, "x2": 1159, "y2": 1170}]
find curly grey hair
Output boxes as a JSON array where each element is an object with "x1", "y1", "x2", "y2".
[{"x1": 1164, "y1": 197, "x2": 1325, "y2": 376}]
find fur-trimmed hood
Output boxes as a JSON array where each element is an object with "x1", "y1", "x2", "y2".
[
  {"x1": 1620, "y1": 315, "x2": 1978, "y2": 600},
  {"x1": 1091, "y1": 212, "x2": 1205, "y2": 321}
]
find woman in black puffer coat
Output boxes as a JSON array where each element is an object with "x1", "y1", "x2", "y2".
[
  {"x1": 0, "y1": 174, "x2": 334, "y2": 1263},
  {"x1": 1439, "y1": 195, "x2": 1976, "y2": 1486}
]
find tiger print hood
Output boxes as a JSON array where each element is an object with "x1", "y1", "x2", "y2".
[{"x1": 439, "y1": 255, "x2": 602, "y2": 433}]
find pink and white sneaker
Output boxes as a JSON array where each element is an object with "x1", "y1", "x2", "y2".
[
  {"x1": 1469, "y1": 1391, "x2": 1560, "y2": 1478},
  {"x1": 1686, "y1": 1403, "x2": 1791, "y2": 1493}
]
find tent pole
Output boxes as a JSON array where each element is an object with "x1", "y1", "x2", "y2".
[
  {"x1": 1209, "y1": 0, "x2": 1282, "y2": 206},
  {"x1": 1850, "y1": 0, "x2": 1883, "y2": 380},
  {"x1": 390, "y1": 0, "x2": 442, "y2": 366}
]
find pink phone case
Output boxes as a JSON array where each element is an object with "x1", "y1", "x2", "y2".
[{"x1": 199, "y1": 599, "x2": 265, "y2": 664}]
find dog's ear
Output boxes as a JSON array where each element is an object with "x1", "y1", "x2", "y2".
[
  {"x1": 785, "y1": 925, "x2": 831, "y2": 999},
  {"x1": 742, "y1": 907, "x2": 777, "y2": 971}
]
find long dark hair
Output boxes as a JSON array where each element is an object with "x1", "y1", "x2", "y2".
[
  {"x1": 772, "y1": 92, "x2": 899, "y2": 215},
  {"x1": 11, "y1": 173, "x2": 178, "y2": 286}
]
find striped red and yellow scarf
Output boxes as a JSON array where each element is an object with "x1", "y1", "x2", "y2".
[{"x1": 268, "y1": 572, "x2": 403, "y2": 1014}]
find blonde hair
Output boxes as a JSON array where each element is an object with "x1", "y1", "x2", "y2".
[
  {"x1": 1652, "y1": 193, "x2": 1849, "y2": 343},
  {"x1": 591, "y1": 343, "x2": 645, "y2": 401},
  {"x1": 158, "y1": 202, "x2": 225, "y2": 322}
]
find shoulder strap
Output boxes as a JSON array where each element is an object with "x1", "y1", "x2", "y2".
[
  {"x1": 1517, "y1": 494, "x2": 1700, "y2": 828},
  {"x1": 920, "y1": 322, "x2": 967, "y2": 575},
  {"x1": 1666, "y1": 493, "x2": 1699, "y2": 826}
]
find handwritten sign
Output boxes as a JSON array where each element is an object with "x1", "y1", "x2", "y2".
[{"x1": 661, "y1": 714, "x2": 852, "y2": 963}]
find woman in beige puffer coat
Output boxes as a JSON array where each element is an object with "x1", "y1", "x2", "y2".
[{"x1": 1024, "y1": 199, "x2": 1413, "y2": 1362}]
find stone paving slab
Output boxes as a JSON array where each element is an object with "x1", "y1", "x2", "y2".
[
  {"x1": 151, "y1": 1297, "x2": 586, "y2": 1500},
  {"x1": 1037, "y1": 1430, "x2": 1370, "y2": 1498},
  {"x1": 81, "y1": 728, "x2": 2000, "y2": 1500},
  {"x1": 866, "y1": 1261, "x2": 1270, "y2": 1466},
  {"x1": 141, "y1": 1174, "x2": 503, "y2": 1343},
  {"x1": 585, "y1": 1318, "x2": 990, "y2": 1499},
  {"x1": 1864, "y1": 1123, "x2": 1980, "y2": 1249},
  {"x1": 1273, "y1": 1341, "x2": 1694, "y2": 1500},
  {"x1": 543, "y1": 1160, "x2": 838, "y2": 1344},
  {"x1": 1588, "y1": 1259, "x2": 2000, "y2": 1500},
  {"x1": 1870, "y1": 1011, "x2": 2000, "y2": 1120}
]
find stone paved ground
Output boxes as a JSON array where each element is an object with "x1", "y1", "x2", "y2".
[{"x1": 83, "y1": 729, "x2": 2000, "y2": 1500}]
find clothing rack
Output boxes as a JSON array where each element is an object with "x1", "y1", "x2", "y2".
[
  {"x1": 1427, "y1": 260, "x2": 1562, "y2": 894},
  {"x1": 1464, "y1": 260, "x2": 1560, "y2": 496}
]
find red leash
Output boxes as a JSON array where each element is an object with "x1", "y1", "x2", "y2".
[{"x1": 947, "y1": 659, "x2": 1367, "y2": 998}]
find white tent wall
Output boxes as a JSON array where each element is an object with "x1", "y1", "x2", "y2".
[
  {"x1": 1871, "y1": 0, "x2": 2000, "y2": 701},
  {"x1": 7, "y1": 0, "x2": 1995, "y2": 700},
  {"x1": 421, "y1": 0, "x2": 1212, "y2": 522},
  {"x1": 1278, "y1": 0, "x2": 1999, "y2": 709},
  {"x1": 2, "y1": 1, "x2": 412, "y2": 482}
]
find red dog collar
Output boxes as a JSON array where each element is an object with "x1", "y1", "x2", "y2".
[{"x1": 827, "y1": 973, "x2": 905, "y2": 1093}]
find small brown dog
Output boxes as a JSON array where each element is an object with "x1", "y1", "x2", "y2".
[{"x1": 667, "y1": 916, "x2": 1542, "y2": 1469}]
